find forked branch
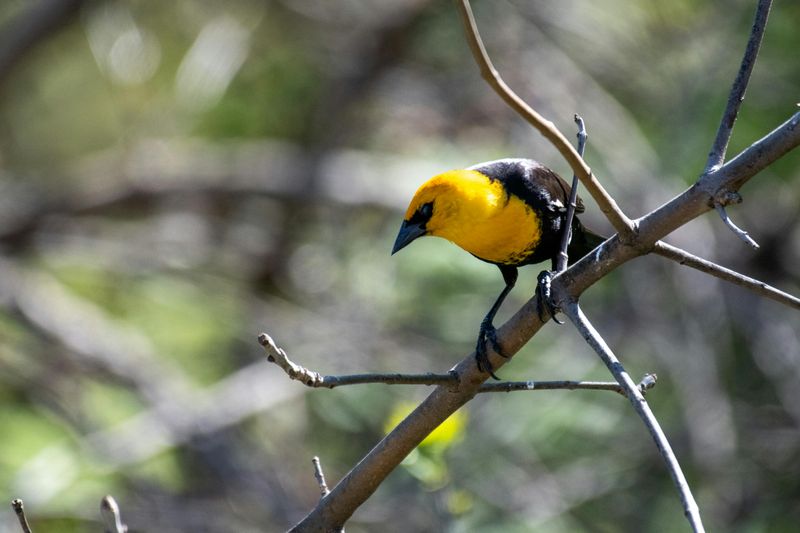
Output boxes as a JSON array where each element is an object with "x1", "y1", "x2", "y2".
[{"x1": 705, "y1": 0, "x2": 772, "y2": 246}]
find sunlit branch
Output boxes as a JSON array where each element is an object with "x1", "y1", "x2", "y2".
[
  {"x1": 652, "y1": 241, "x2": 800, "y2": 310},
  {"x1": 556, "y1": 115, "x2": 588, "y2": 273},
  {"x1": 705, "y1": 0, "x2": 773, "y2": 171},
  {"x1": 560, "y1": 301, "x2": 705, "y2": 533},
  {"x1": 100, "y1": 496, "x2": 128, "y2": 533},
  {"x1": 714, "y1": 203, "x2": 760, "y2": 249},
  {"x1": 454, "y1": 0, "x2": 634, "y2": 236},
  {"x1": 312, "y1": 457, "x2": 332, "y2": 499},
  {"x1": 259, "y1": 333, "x2": 657, "y2": 395},
  {"x1": 11, "y1": 499, "x2": 33, "y2": 533}
]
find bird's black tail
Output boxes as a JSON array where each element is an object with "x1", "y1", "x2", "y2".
[{"x1": 567, "y1": 219, "x2": 607, "y2": 264}]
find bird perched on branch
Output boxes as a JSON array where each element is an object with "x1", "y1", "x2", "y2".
[{"x1": 392, "y1": 158, "x2": 605, "y2": 378}]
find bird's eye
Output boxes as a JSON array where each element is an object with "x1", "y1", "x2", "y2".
[{"x1": 420, "y1": 202, "x2": 433, "y2": 219}]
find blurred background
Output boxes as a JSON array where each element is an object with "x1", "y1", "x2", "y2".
[{"x1": 0, "y1": 0, "x2": 798, "y2": 531}]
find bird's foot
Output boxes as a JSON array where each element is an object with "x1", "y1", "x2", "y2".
[
  {"x1": 536, "y1": 271, "x2": 564, "y2": 324},
  {"x1": 475, "y1": 318, "x2": 506, "y2": 380}
]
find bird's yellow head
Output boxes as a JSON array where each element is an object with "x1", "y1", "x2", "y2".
[{"x1": 391, "y1": 169, "x2": 509, "y2": 256}]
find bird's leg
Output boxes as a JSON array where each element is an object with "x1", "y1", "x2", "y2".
[
  {"x1": 536, "y1": 262, "x2": 565, "y2": 324},
  {"x1": 476, "y1": 266, "x2": 517, "y2": 379}
]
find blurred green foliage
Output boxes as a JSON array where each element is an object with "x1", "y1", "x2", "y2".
[{"x1": 0, "y1": 0, "x2": 798, "y2": 532}]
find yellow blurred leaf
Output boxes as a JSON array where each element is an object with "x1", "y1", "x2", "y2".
[{"x1": 384, "y1": 401, "x2": 468, "y2": 451}]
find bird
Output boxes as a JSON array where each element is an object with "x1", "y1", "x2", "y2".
[{"x1": 391, "y1": 158, "x2": 605, "y2": 378}]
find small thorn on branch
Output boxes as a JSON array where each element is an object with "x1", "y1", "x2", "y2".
[
  {"x1": 312, "y1": 456, "x2": 331, "y2": 498},
  {"x1": 101, "y1": 495, "x2": 128, "y2": 533},
  {"x1": 714, "y1": 201, "x2": 759, "y2": 249},
  {"x1": 11, "y1": 499, "x2": 33, "y2": 533},
  {"x1": 638, "y1": 373, "x2": 658, "y2": 395}
]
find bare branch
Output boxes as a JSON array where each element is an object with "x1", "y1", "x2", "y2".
[
  {"x1": 258, "y1": 333, "x2": 324, "y2": 386},
  {"x1": 555, "y1": 115, "x2": 588, "y2": 273},
  {"x1": 11, "y1": 499, "x2": 33, "y2": 533},
  {"x1": 260, "y1": 332, "x2": 658, "y2": 395},
  {"x1": 453, "y1": 0, "x2": 634, "y2": 236},
  {"x1": 100, "y1": 496, "x2": 128, "y2": 533},
  {"x1": 560, "y1": 302, "x2": 705, "y2": 532},
  {"x1": 702, "y1": 106, "x2": 798, "y2": 248},
  {"x1": 631, "y1": 113, "x2": 800, "y2": 263},
  {"x1": 652, "y1": 241, "x2": 800, "y2": 310},
  {"x1": 312, "y1": 457, "x2": 331, "y2": 499},
  {"x1": 705, "y1": 0, "x2": 773, "y2": 171},
  {"x1": 310, "y1": 458, "x2": 342, "y2": 532},
  {"x1": 714, "y1": 203, "x2": 760, "y2": 249},
  {"x1": 709, "y1": 110, "x2": 800, "y2": 194},
  {"x1": 481, "y1": 374, "x2": 658, "y2": 396}
]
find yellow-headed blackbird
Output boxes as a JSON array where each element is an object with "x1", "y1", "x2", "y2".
[{"x1": 392, "y1": 158, "x2": 605, "y2": 377}]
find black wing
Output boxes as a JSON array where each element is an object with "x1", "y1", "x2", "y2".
[{"x1": 469, "y1": 158, "x2": 585, "y2": 217}]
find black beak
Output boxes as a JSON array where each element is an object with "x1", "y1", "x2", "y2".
[{"x1": 391, "y1": 221, "x2": 426, "y2": 255}]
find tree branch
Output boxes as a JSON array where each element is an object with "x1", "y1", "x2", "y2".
[
  {"x1": 555, "y1": 115, "x2": 588, "y2": 272},
  {"x1": 559, "y1": 302, "x2": 704, "y2": 532},
  {"x1": 705, "y1": 0, "x2": 773, "y2": 171},
  {"x1": 635, "y1": 110, "x2": 800, "y2": 256},
  {"x1": 479, "y1": 374, "x2": 658, "y2": 395},
  {"x1": 11, "y1": 499, "x2": 33, "y2": 533},
  {"x1": 652, "y1": 241, "x2": 800, "y2": 310},
  {"x1": 714, "y1": 202, "x2": 760, "y2": 249},
  {"x1": 312, "y1": 457, "x2": 332, "y2": 499},
  {"x1": 260, "y1": 332, "x2": 657, "y2": 395},
  {"x1": 705, "y1": 110, "x2": 800, "y2": 194},
  {"x1": 100, "y1": 496, "x2": 128, "y2": 533},
  {"x1": 453, "y1": 0, "x2": 634, "y2": 236}
]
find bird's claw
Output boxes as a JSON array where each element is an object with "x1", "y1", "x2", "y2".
[
  {"x1": 475, "y1": 318, "x2": 505, "y2": 380},
  {"x1": 536, "y1": 271, "x2": 564, "y2": 324}
]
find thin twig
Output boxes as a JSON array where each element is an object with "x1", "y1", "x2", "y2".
[
  {"x1": 714, "y1": 203, "x2": 760, "y2": 249},
  {"x1": 312, "y1": 457, "x2": 331, "y2": 498},
  {"x1": 560, "y1": 301, "x2": 705, "y2": 533},
  {"x1": 454, "y1": 0, "x2": 634, "y2": 236},
  {"x1": 705, "y1": 0, "x2": 773, "y2": 171},
  {"x1": 100, "y1": 496, "x2": 128, "y2": 533},
  {"x1": 555, "y1": 114, "x2": 588, "y2": 273},
  {"x1": 653, "y1": 241, "x2": 799, "y2": 309},
  {"x1": 481, "y1": 374, "x2": 657, "y2": 396},
  {"x1": 11, "y1": 499, "x2": 33, "y2": 533},
  {"x1": 259, "y1": 332, "x2": 657, "y2": 395}
]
